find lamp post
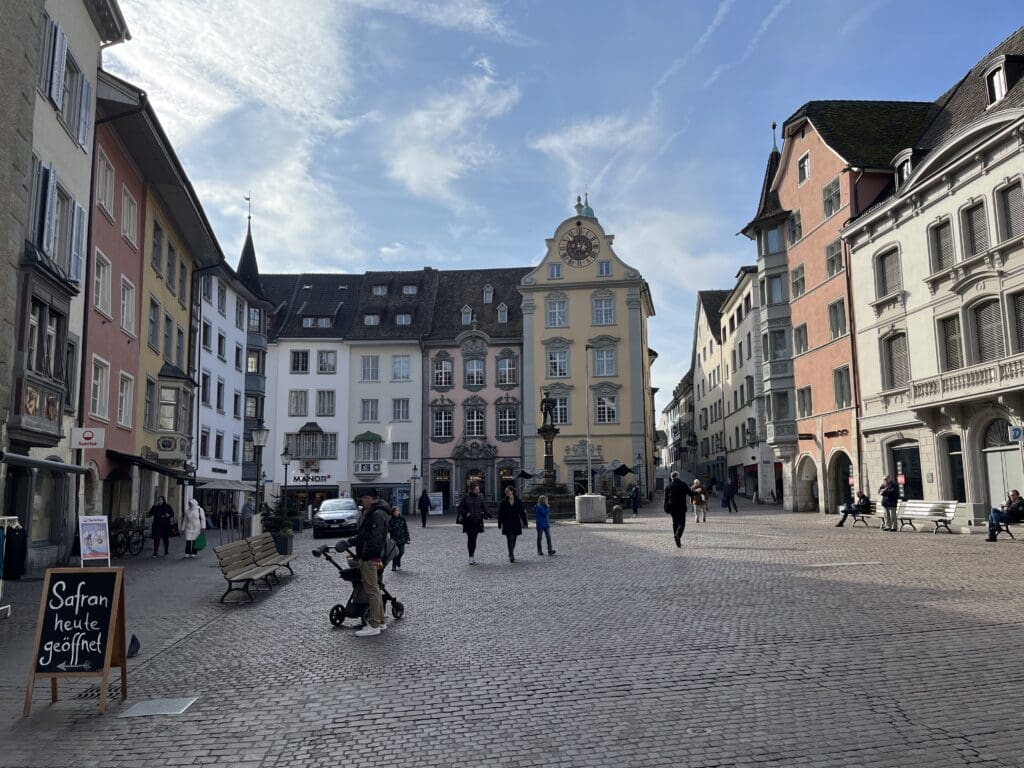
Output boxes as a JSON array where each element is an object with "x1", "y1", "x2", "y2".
[
  {"x1": 584, "y1": 344, "x2": 594, "y2": 494},
  {"x1": 281, "y1": 448, "x2": 292, "y2": 514},
  {"x1": 251, "y1": 426, "x2": 269, "y2": 518},
  {"x1": 409, "y1": 464, "x2": 419, "y2": 517}
]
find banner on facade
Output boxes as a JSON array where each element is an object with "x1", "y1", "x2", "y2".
[{"x1": 79, "y1": 516, "x2": 110, "y2": 566}]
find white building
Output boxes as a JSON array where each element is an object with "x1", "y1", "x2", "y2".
[{"x1": 691, "y1": 291, "x2": 729, "y2": 484}]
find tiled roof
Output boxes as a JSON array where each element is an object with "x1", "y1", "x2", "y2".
[
  {"x1": 741, "y1": 148, "x2": 786, "y2": 236},
  {"x1": 698, "y1": 290, "x2": 730, "y2": 343},
  {"x1": 783, "y1": 100, "x2": 938, "y2": 168},
  {"x1": 261, "y1": 273, "x2": 364, "y2": 340},
  {"x1": 426, "y1": 267, "x2": 531, "y2": 342},
  {"x1": 345, "y1": 269, "x2": 439, "y2": 342}
]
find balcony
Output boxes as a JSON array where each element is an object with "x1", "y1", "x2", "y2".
[
  {"x1": 245, "y1": 372, "x2": 266, "y2": 395},
  {"x1": 246, "y1": 330, "x2": 268, "y2": 350},
  {"x1": 353, "y1": 461, "x2": 382, "y2": 479},
  {"x1": 762, "y1": 359, "x2": 792, "y2": 382},
  {"x1": 765, "y1": 420, "x2": 797, "y2": 445},
  {"x1": 909, "y1": 353, "x2": 1024, "y2": 409}
]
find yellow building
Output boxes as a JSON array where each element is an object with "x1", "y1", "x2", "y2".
[{"x1": 520, "y1": 197, "x2": 656, "y2": 496}]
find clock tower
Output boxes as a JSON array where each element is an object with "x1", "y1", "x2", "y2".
[{"x1": 519, "y1": 197, "x2": 657, "y2": 500}]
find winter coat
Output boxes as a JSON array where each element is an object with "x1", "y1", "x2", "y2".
[
  {"x1": 350, "y1": 501, "x2": 390, "y2": 561},
  {"x1": 498, "y1": 497, "x2": 528, "y2": 536},
  {"x1": 182, "y1": 502, "x2": 206, "y2": 541},
  {"x1": 533, "y1": 502, "x2": 551, "y2": 530},
  {"x1": 664, "y1": 479, "x2": 691, "y2": 516},
  {"x1": 148, "y1": 502, "x2": 174, "y2": 535},
  {"x1": 417, "y1": 493, "x2": 431, "y2": 514},
  {"x1": 388, "y1": 515, "x2": 411, "y2": 545},
  {"x1": 879, "y1": 480, "x2": 899, "y2": 509},
  {"x1": 629, "y1": 486, "x2": 640, "y2": 509},
  {"x1": 457, "y1": 493, "x2": 488, "y2": 534}
]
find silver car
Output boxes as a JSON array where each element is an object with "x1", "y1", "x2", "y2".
[{"x1": 312, "y1": 498, "x2": 360, "y2": 539}]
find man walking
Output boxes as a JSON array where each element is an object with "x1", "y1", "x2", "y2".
[
  {"x1": 418, "y1": 489, "x2": 431, "y2": 528},
  {"x1": 629, "y1": 484, "x2": 640, "y2": 516},
  {"x1": 723, "y1": 479, "x2": 739, "y2": 513},
  {"x1": 664, "y1": 471, "x2": 691, "y2": 548},
  {"x1": 347, "y1": 487, "x2": 390, "y2": 637}
]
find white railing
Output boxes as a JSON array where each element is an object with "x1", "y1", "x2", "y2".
[{"x1": 909, "y1": 352, "x2": 1024, "y2": 406}]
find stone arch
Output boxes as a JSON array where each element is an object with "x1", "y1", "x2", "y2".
[
  {"x1": 794, "y1": 453, "x2": 819, "y2": 513},
  {"x1": 826, "y1": 449, "x2": 853, "y2": 511}
]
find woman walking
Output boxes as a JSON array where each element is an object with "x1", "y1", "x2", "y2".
[
  {"x1": 182, "y1": 498, "x2": 206, "y2": 559},
  {"x1": 388, "y1": 506, "x2": 411, "y2": 570},
  {"x1": 148, "y1": 495, "x2": 174, "y2": 557},
  {"x1": 498, "y1": 486, "x2": 528, "y2": 563},
  {"x1": 534, "y1": 494, "x2": 556, "y2": 556},
  {"x1": 456, "y1": 484, "x2": 487, "y2": 565}
]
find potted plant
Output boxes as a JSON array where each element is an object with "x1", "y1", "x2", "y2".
[{"x1": 261, "y1": 502, "x2": 294, "y2": 555}]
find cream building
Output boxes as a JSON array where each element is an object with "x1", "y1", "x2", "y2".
[
  {"x1": 520, "y1": 197, "x2": 656, "y2": 496},
  {"x1": 691, "y1": 291, "x2": 729, "y2": 485}
]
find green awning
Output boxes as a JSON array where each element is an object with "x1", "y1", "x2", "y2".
[{"x1": 352, "y1": 431, "x2": 383, "y2": 443}]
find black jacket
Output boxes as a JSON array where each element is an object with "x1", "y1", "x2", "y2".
[
  {"x1": 879, "y1": 481, "x2": 899, "y2": 509},
  {"x1": 417, "y1": 493, "x2": 431, "y2": 513},
  {"x1": 148, "y1": 502, "x2": 174, "y2": 534},
  {"x1": 497, "y1": 497, "x2": 528, "y2": 535},
  {"x1": 349, "y1": 501, "x2": 390, "y2": 561},
  {"x1": 457, "y1": 493, "x2": 487, "y2": 533},
  {"x1": 663, "y1": 479, "x2": 691, "y2": 516}
]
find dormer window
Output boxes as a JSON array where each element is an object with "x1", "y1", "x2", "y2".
[
  {"x1": 483, "y1": 284, "x2": 494, "y2": 303},
  {"x1": 402, "y1": 284, "x2": 417, "y2": 295},
  {"x1": 396, "y1": 313, "x2": 411, "y2": 326},
  {"x1": 987, "y1": 67, "x2": 1007, "y2": 105},
  {"x1": 896, "y1": 160, "x2": 911, "y2": 189},
  {"x1": 372, "y1": 285, "x2": 387, "y2": 296},
  {"x1": 364, "y1": 314, "x2": 380, "y2": 326},
  {"x1": 302, "y1": 317, "x2": 332, "y2": 328},
  {"x1": 497, "y1": 303, "x2": 508, "y2": 323},
  {"x1": 461, "y1": 305, "x2": 473, "y2": 325}
]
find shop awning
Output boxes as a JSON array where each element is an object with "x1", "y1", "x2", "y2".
[
  {"x1": 0, "y1": 451, "x2": 90, "y2": 475},
  {"x1": 195, "y1": 477, "x2": 254, "y2": 492},
  {"x1": 106, "y1": 450, "x2": 188, "y2": 481}
]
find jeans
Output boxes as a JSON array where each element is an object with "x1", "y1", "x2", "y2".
[
  {"x1": 989, "y1": 509, "x2": 1014, "y2": 538},
  {"x1": 421, "y1": 510, "x2": 428, "y2": 527},
  {"x1": 392, "y1": 542, "x2": 405, "y2": 568},
  {"x1": 725, "y1": 496, "x2": 738, "y2": 513},
  {"x1": 536, "y1": 527, "x2": 553, "y2": 552},
  {"x1": 466, "y1": 530, "x2": 478, "y2": 557},
  {"x1": 358, "y1": 559, "x2": 384, "y2": 627},
  {"x1": 505, "y1": 533, "x2": 518, "y2": 559},
  {"x1": 671, "y1": 512, "x2": 687, "y2": 542}
]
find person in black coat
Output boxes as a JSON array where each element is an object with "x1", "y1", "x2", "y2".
[
  {"x1": 418, "y1": 490, "x2": 431, "y2": 528},
  {"x1": 879, "y1": 476, "x2": 899, "y2": 531},
  {"x1": 456, "y1": 485, "x2": 488, "y2": 565},
  {"x1": 663, "y1": 471, "x2": 692, "y2": 548},
  {"x1": 148, "y1": 496, "x2": 174, "y2": 557},
  {"x1": 497, "y1": 486, "x2": 528, "y2": 562}
]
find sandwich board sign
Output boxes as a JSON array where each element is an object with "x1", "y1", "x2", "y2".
[
  {"x1": 428, "y1": 491, "x2": 444, "y2": 515},
  {"x1": 24, "y1": 567, "x2": 127, "y2": 716},
  {"x1": 79, "y1": 515, "x2": 111, "y2": 566}
]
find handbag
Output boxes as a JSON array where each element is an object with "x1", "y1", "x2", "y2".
[{"x1": 195, "y1": 531, "x2": 207, "y2": 552}]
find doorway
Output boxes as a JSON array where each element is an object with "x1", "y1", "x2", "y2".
[
  {"x1": 465, "y1": 469, "x2": 485, "y2": 497},
  {"x1": 433, "y1": 468, "x2": 451, "y2": 512},
  {"x1": 828, "y1": 451, "x2": 853, "y2": 509},
  {"x1": 890, "y1": 442, "x2": 922, "y2": 500},
  {"x1": 982, "y1": 418, "x2": 1023, "y2": 511}
]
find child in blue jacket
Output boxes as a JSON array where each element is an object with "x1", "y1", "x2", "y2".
[{"x1": 534, "y1": 495, "x2": 556, "y2": 556}]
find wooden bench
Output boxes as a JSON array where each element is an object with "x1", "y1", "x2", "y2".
[
  {"x1": 213, "y1": 540, "x2": 278, "y2": 604},
  {"x1": 837, "y1": 501, "x2": 880, "y2": 527},
  {"x1": 247, "y1": 532, "x2": 299, "y2": 577},
  {"x1": 896, "y1": 499, "x2": 958, "y2": 533}
]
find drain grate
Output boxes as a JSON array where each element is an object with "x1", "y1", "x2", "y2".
[
  {"x1": 75, "y1": 684, "x2": 122, "y2": 700},
  {"x1": 120, "y1": 696, "x2": 198, "y2": 717}
]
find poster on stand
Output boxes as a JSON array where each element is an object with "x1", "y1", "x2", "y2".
[
  {"x1": 428, "y1": 492, "x2": 444, "y2": 515},
  {"x1": 79, "y1": 516, "x2": 110, "y2": 566}
]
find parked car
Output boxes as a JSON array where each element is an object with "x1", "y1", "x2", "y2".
[{"x1": 312, "y1": 498, "x2": 360, "y2": 539}]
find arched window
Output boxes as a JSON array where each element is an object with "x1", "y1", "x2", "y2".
[
  {"x1": 943, "y1": 435, "x2": 966, "y2": 502},
  {"x1": 883, "y1": 333, "x2": 909, "y2": 389},
  {"x1": 984, "y1": 418, "x2": 1011, "y2": 450},
  {"x1": 876, "y1": 248, "x2": 902, "y2": 298},
  {"x1": 497, "y1": 303, "x2": 508, "y2": 323},
  {"x1": 973, "y1": 299, "x2": 1005, "y2": 363},
  {"x1": 482, "y1": 285, "x2": 494, "y2": 303},
  {"x1": 461, "y1": 305, "x2": 472, "y2": 325},
  {"x1": 929, "y1": 221, "x2": 955, "y2": 272}
]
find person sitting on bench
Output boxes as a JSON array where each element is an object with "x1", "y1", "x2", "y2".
[
  {"x1": 836, "y1": 491, "x2": 870, "y2": 527},
  {"x1": 986, "y1": 489, "x2": 1024, "y2": 542}
]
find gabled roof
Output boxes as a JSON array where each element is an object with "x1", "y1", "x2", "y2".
[
  {"x1": 262, "y1": 273, "x2": 364, "y2": 340},
  {"x1": 740, "y1": 148, "x2": 786, "y2": 237},
  {"x1": 697, "y1": 290, "x2": 730, "y2": 344},
  {"x1": 782, "y1": 100, "x2": 938, "y2": 168},
  {"x1": 426, "y1": 267, "x2": 531, "y2": 342},
  {"x1": 345, "y1": 269, "x2": 439, "y2": 342}
]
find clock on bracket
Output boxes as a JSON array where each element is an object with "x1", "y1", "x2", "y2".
[{"x1": 558, "y1": 223, "x2": 600, "y2": 267}]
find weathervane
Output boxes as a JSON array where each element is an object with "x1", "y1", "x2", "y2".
[{"x1": 244, "y1": 190, "x2": 252, "y2": 222}]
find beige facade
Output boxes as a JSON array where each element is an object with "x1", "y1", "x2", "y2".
[
  {"x1": 520, "y1": 199, "x2": 655, "y2": 496},
  {"x1": 691, "y1": 292, "x2": 727, "y2": 483}
]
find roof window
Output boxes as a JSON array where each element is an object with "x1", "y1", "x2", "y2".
[
  {"x1": 986, "y1": 67, "x2": 1007, "y2": 105},
  {"x1": 372, "y1": 285, "x2": 388, "y2": 296}
]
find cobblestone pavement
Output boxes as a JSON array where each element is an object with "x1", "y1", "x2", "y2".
[{"x1": 2, "y1": 503, "x2": 1023, "y2": 768}]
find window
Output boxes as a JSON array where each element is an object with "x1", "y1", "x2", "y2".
[
  {"x1": 483, "y1": 285, "x2": 493, "y2": 303},
  {"x1": 316, "y1": 390, "x2": 335, "y2": 417},
  {"x1": 120, "y1": 277, "x2": 136, "y2": 335},
  {"x1": 987, "y1": 67, "x2": 1007, "y2": 104},
  {"x1": 883, "y1": 334, "x2": 909, "y2": 390},
  {"x1": 833, "y1": 366, "x2": 852, "y2": 409},
  {"x1": 962, "y1": 203, "x2": 989, "y2": 257},
  {"x1": 372, "y1": 284, "x2": 387, "y2": 296},
  {"x1": 549, "y1": 263, "x2": 562, "y2": 279},
  {"x1": 822, "y1": 178, "x2": 840, "y2": 218},
  {"x1": 291, "y1": 350, "x2": 309, "y2": 374},
  {"x1": 217, "y1": 332, "x2": 226, "y2": 361},
  {"x1": 760, "y1": 226, "x2": 782, "y2": 256},
  {"x1": 746, "y1": 332, "x2": 752, "y2": 359},
  {"x1": 144, "y1": 378, "x2": 157, "y2": 429},
  {"x1": 288, "y1": 390, "x2": 308, "y2": 417},
  {"x1": 200, "y1": 371, "x2": 211, "y2": 406},
  {"x1": 245, "y1": 396, "x2": 259, "y2": 419},
  {"x1": 233, "y1": 391, "x2": 241, "y2": 418},
  {"x1": 433, "y1": 409, "x2": 452, "y2": 439},
  {"x1": 433, "y1": 358, "x2": 452, "y2": 387},
  {"x1": 466, "y1": 408, "x2": 485, "y2": 437},
  {"x1": 96, "y1": 149, "x2": 114, "y2": 215},
  {"x1": 151, "y1": 221, "x2": 164, "y2": 275},
  {"x1": 361, "y1": 355, "x2": 379, "y2": 381},
  {"x1": 285, "y1": 432, "x2": 338, "y2": 459},
  {"x1": 317, "y1": 350, "x2": 337, "y2": 374},
  {"x1": 216, "y1": 379, "x2": 225, "y2": 412},
  {"x1": 163, "y1": 314, "x2": 173, "y2": 362},
  {"x1": 592, "y1": 296, "x2": 615, "y2": 325},
  {"x1": 166, "y1": 245, "x2": 177, "y2": 295},
  {"x1": 247, "y1": 350, "x2": 263, "y2": 375},
  {"x1": 176, "y1": 328, "x2": 185, "y2": 369},
  {"x1": 797, "y1": 153, "x2": 809, "y2": 184},
  {"x1": 232, "y1": 437, "x2": 240, "y2": 464},
  {"x1": 497, "y1": 356, "x2": 517, "y2": 385},
  {"x1": 90, "y1": 357, "x2": 110, "y2": 419},
  {"x1": 896, "y1": 159, "x2": 911, "y2": 189},
  {"x1": 974, "y1": 299, "x2": 1005, "y2": 363},
  {"x1": 595, "y1": 396, "x2": 617, "y2": 423},
  {"x1": 243, "y1": 440, "x2": 255, "y2": 463},
  {"x1": 825, "y1": 240, "x2": 843, "y2": 277},
  {"x1": 201, "y1": 275, "x2": 212, "y2": 301},
  {"x1": 217, "y1": 283, "x2": 226, "y2": 315},
  {"x1": 497, "y1": 406, "x2": 518, "y2": 437},
  {"x1": 235, "y1": 299, "x2": 245, "y2": 330},
  {"x1": 402, "y1": 284, "x2": 417, "y2": 295},
  {"x1": 120, "y1": 188, "x2": 138, "y2": 244},
  {"x1": 199, "y1": 430, "x2": 209, "y2": 458},
  {"x1": 392, "y1": 354, "x2": 410, "y2": 381},
  {"x1": 301, "y1": 316, "x2": 331, "y2": 329},
  {"x1": 93, "y1": 249, "x2": 111, "y2": 315},
  {"x1": 158, "y1": 387, "x2": 179, "y2": 431},
  {"x1": 392, "y1": 442, "x2": 409, "y2": 462},
  {"x1": 235, "y1": 344, "x2": 243, "y2": 371},
  {"x1": 546, "y1": 297, "x2": 568, "y2": 327},
  {"x1": 794, "y1": 324, "x2": 808, "y2": 354},
  {"x1": 930, "y1": 221, "x2": 955, "y2": 271},
  {"x1": 361, "y1": 399, "x2": 379, "y2": 422},
  {"x1": 1000, "y1": 182, "x2": 1023, "y2": 240},
  {"x1": 465, "y1": 359, "x2": 485, "y2": 387},
  {"x1": 147, "y1": 299, "x2": 160, "y2": 349},
  {"x1": 828, "y1": 299, "x2": 847, "y2": 339},
  {"x1": 597, "y1": 260, "x2": 611, "y2": 276},
  {"x1": 737, "y1": 342, "x2": 743, "y2": 367},
  {"x1": 594, "y1": 348, "x2": 617, "y2": 376},
  {"x1": 788, "y1": 211, "x2": 802, "y2": 244},
  {"x1": 790, "y1": 265, "x2": 805, "y2": 298},
  {"x1": 178, "y1": 263, "x2": 187, "y2": 307},
  {"x1": 768, "y1": 330, "x2": 788, "y2": 361},
  {"x1": 201, "y1": 321, "x2": 211, "y2": 351},
  {"x1": 461, "y1": 306, "x2": 473, "y2": 325},
  {"x1": 553, "y1": 396, "x2": 569, "y2": 425},
  {"x1": 940, "y1": 315, "x2": 964, "y2": 371},
  {"x1": 392, "y1": 398, "x2": 409, "y2": 421},
  {"x1": 214, "y1": 433, "x2": 224, "y2": 460},
  {"x1": 248, "y1": 307, "x2": 263, "y2": 333},
  {"x1": 547, "y1": 350, "x2": 568, "y2": 378},
  {"x1": 396, "y1": 313, "x2": 411, "y2": 326},
  {"x1": 355, "y1": 442, "x2": 380, "y2": 462},
  {"x1": 765, "y1": 274, "x2": 785, "y2": 304}
]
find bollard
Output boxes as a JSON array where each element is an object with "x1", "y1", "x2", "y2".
[{"x1": 611, "y1": 505, "x2": 624, "y2": 524}]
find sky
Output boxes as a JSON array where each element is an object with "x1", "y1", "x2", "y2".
[{"x1": 104, "y1": 1, "x2": 1024, "y2": 414}]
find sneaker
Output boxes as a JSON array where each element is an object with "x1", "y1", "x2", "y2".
[
  {"x1": 469, "y1": 557, "x2": 475, "y2": 565},
  {"x1": 548, "y1": 550, "x2": 556, "y2": 556},
  {"x1": 355, "y1": 625, "x2": 381, "y2": 637},
  {"x1": 378, "y1": 622, "x2": 388, "y2": 631},
  {"x1": 151, "y1": 553, "x2": 158, "y2": 558},
  {"x1": 538, "y1": 550, "x2": 544, "y2": 556}
]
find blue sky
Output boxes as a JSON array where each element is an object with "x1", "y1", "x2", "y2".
[{"x1": 105, "y1": 1, "x2": 1023, "y2": 412}]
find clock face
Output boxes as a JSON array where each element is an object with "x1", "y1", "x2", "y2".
[{"x1": 558, "y1": 225, "x2": 600, "y2": 267}]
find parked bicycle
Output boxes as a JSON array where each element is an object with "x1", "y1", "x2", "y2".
[{"x1": 111, "y1": 516, "x2": 146, "y2": 558}]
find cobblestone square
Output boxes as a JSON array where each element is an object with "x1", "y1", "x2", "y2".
[{"x1": 2, "y1": 506, "x2": 1022, "y2": 768}]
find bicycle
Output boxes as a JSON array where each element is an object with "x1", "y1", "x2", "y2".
[{"x1": 111, "y1": 517, "x2": 146, "y2": 558}]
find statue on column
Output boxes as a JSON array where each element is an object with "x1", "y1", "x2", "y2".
[{"x1": 539, "y1": 390, "x2": 556, "y2": 427}]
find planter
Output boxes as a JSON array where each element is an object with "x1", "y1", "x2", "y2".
[
  {"x1": 272, "y1": 533, "x2": 294, "y2": 555},
  {"x1": 290, "y1": 517, "x2": 302, "y2": 533}
]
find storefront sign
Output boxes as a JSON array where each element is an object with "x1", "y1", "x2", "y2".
[
  {"x1": 79, "y1": 516, "x2": 110, "y2": 565},
  {"x1": 292, "y1": 473, "x2": 332, "y2": 484},
  {"x1": 70, "y1": 428, "x2": 104, "y2": 450}
]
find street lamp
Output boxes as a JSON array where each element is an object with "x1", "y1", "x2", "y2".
[
  {"x1": 409, "y1": 464, "x2": 420, "y2": 517},
  {"x1": 584, "y1": 344, "x2": 594, "y2": 494},
  {"x1": 281, "y1": 448, "x2": 292, "y2": 513},
  {"x1": 251, "y1": 426, "x2": 269, "y2": 519}
]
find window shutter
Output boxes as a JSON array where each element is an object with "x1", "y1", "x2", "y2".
[
  {"x1": 883, "y1": 251, "x2": 902, "y2": 293},
  {"x1": 70, "y1": 203, "x2": 85, "y2": 282},
  {"x1": 965, "y1": 204, "x2": 989, "y2": 255},
  {"x1": 974, "y1": 300, "x2": 1005, "y2": 363},
  {"x1": 77, "y1": 77, "x2": 92, "y2": 148},
  {"x1": 41, "y1": 165, "x2": 57, "y2": 257},
  {"x1": 1014, "y1": 293, "x2": 1024, "y2": 352},
  {"x1": 1003, "y1": 183, "x2": 1023, "y2": 239},
  {"x1": 941, "y1": 316, "x2": 963, "y2": 371},
  {"x1": 49, "y1": 27, "x2": 68, "y2": 109},
  {"x1": 886, "y1": 334, "x2": 909, "y2": 388},
  {"x1": 932, "y1": 223, "x2": 954, "y2": 270}
]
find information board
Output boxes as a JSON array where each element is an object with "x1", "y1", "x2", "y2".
[
  {"x1": 24, "y1": 567, "x2": 127, "y2": 716},
  {"x1": 428, "y1": 492, "x2": 444, "y2": 515},
  {"x1": 79, "y1": 515, "x2": 110, "y2": 564}
]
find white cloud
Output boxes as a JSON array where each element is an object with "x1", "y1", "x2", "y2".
[
  {"x1": 385, "y1": 58, "x2": 520, "y2": 209},
  {"x1": 704, "y1": 0, "x2": 791, "y2": 87},
  {"x1": 653, "y1": 0, "x2": 735, "y2": 102},
  {"x1": 344, "y1": 0, "x2": 522, "y2": 41},
  {"x1": 839, "y1": 0, "x2": 889, "y2": 37}
]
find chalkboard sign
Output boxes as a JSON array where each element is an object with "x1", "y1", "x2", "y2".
[{"x1": 24, "y1": 567, "x2": 127, "y2": 716}]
